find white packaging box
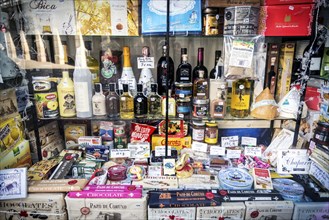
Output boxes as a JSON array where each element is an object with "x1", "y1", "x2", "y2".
[
  {"x1": 245, "y1": 201, "x2": 294, "y2": 220},
  {"x1": 0, "y1": 193, "x2": 66, "y2": 220},
  {"x1": 65, "y1": 195, "x2": 147, "y2": 220},
  {"x1": 148, "y1": 207, "x2": 196, "y2": 220},
  {"x1": 292, "y1": 202, "x2": 329, "y2": 220},
  {"x1": 196, "y1": 202, "x2": 245, "y2": 220},
  {"x1": 178, "y1": 174, "x2": 219, "y2": 189}
]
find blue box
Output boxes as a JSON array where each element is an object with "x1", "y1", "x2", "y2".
[{"x1": 142, "y1": 0, "x2": 202, "y2": 34}]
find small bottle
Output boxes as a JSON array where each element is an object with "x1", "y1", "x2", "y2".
[
  {"x1": 209, "y1": 50, "x2": 223, "y2": 79},
  {"x1": 193, "y1": 70, "x2": 208, "y2": 99},
  {"x1": 57, "y1": 71, "x2": 76, "y2": 117},
  {"x1": 106, "y1": 83, "x2": 120, "y2": 118},
  {"x1": 138, "y1": 46, "x2": 155, "y2": 96},
  {"x1": 267, "y1": 57, "x2": 277, "y2": 94},
  {"x1": 210, "y1": 86, "x2": 226, "y2": 119},
  {"x1": 92, "y1": 83, "x2": 106, "y2": 116},
  {"x1": 134, "y1": 84, "x2": 148, "y2": 118},
  {"x1": 119, "y1": 46, "x2": 137, "y2": 96},
  {"x1": 148, "y1": 84, "x2": 161, "y2": 118},
  {"x1": 161, "y1": 89, "x2": 176, "y2": 117},
  {"x1": 193, "y1": 48, "x2": 208, "y2": 81},
  {"x1": 120, "y1": 84, "x2": 134, "y2": 119},
  {"x1": 230, "y1": 79, "x2": 252, "y2": 118},
  {"x1": 176, "y1": 53, "x2": 192, "y2": 83}
]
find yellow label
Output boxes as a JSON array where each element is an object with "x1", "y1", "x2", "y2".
[
  {"x1": 57, "y1": 88, "x2": 76, "y2": 117},
  {"x1": 231, "y1": 93, "x2": 250, "y2": 110}
]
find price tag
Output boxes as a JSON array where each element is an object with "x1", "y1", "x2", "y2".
[
  {"x1": 110, "y1": 149, "x2": 131, "y2": 158},
  {"x1": 244, "y1": 147, "x2": 262, "y2": 157},
  {"x1": 210, "y1": 145, "x2": 226, "y2": 156},
  {"x1": 221, "y1": 136, "x2": 239, "y2": 148},
  {"x1": 137, "y1": 57, "x2": 154, "y2": 69},
  {"x1": 226, "y1": 149, "x2": 241, "y2": 158},
  {"x1": 241, "y1": 137, "x2": 257, "y2": 147},
  {"x1": 128, "y1": 142, "x2": 150, "y2": 158},
  {"x1": 192, "y1": 142, "x2": 208, "y2": 152},
  {"x1": 155, "y1": 146, "x2": 171, "y2": 157}
]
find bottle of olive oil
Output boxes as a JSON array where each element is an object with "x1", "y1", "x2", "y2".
[
  {"x1": 230, "y1": 79, "x2": 252, "y2": 118},
  {"x1": 120, "y1": 84, "x2": 134, "y2": 119}
]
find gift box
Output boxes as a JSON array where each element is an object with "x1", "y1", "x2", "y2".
[
  {"x1": 196, "y1": 202, "x2": 245, "y2": 220},
  {"x1": 245, "y1": 201, "x2": 294, "y2": 220},
  {"x1": 258, "y1": 4, "x2": 314, "y2": 36},
  {"x1": 0, "y1": 88, "x2": 19, "y2": 122},
  {"x1": 292, "y1": 202, "x2": 329, "y2": 220},
  {"x1": 65, "y1": 195, "x2": 147, "y2": 220},
  {"x1": 205, "y1": 0, "x2": 260, "y2": 7},
  {"x1": 0, "y1": 139, "x2": 32, "y2": 169},
  {"x1": 261, "y1": 0, "x2": 315, "y2": 5},
  {"x1": 148, "y1": 207, "x2": 196, "y2": 220}
]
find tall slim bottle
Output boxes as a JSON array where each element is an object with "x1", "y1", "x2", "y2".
[
  {"x1": 193, "y1": 48, "x2": 208, "y2": 81},
  {"x1": 106, "y1": 83, "x2": 120, "y2": 118},
  {"x1": 138, "y1": 46, "x2": 155, "y2": 96},
  {"x1": 120, "y1": 84, "x2": 134, "y2": 119},
  {"x1": 157, "y1": 45, "x2": 175, "y2": 96},
  {"x1": 119, "y1": 46, "x2": 137, "y2": 96},
  {"x1": 57, "y1": 71, "x2": 76, "y2": 117},
  {"x1": 148, "y1": 84, "x2": 161, "y2": 118},
  {"x1": 209, "y1": 50, "x2": 223, "y2": 79},
  {"x1": 266, "y1": 57, "x2": 277, "y2": 95}
]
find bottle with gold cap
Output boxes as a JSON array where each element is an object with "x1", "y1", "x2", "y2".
[{"x1": 118, "y1": 46, "x2": 137, "y2": 96}]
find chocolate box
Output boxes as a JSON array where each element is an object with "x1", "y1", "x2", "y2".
[
  {"x1": 0, "y1": 88, "x2": 19, "y2": 122},
  {"x1": 0, "y1": 193, "x2": 67, "y2": 220},
  {"x1": 65, "y1": 195, "x2": 147, "y2": 220},
  {"x1": 0, "y1": 139, "x2": 32, "y2": 169},
  {"x1": 261, "y1": 0, "x2": 315, "y2": 5},
  {"x1": 205, "y1": 0, "x2": 260, "y2": 7},
  {"x1": 178, "y1": 174, "x2": 219, "y2": 189},
  {"x1": 258, "y1": 4, "x2": 314, "y2": 36},
  {"x1": 292, "y1": 202, "x2": 329, "y2": 220},
  {"x1": 245, "y1": 201, "x2": 294, "y2": 220},
  {"x1": 132, "y1": 176, "x2": 178, "y2": 190},
  {"x1": 196, "y1": 202, "x2": 245, "y2": 220},
  {"x1": 219, "y1": 190, "x2": 283, "y2": 202},
  {"x1": 148, "y1": 207, "x2": 196, "y2": 220},
  {"x1": 0, "y1": 116, "x2": 24, "y2": 157},
  {"x1": 28, "y1": 179, "x2": 88, "y2": 192}
]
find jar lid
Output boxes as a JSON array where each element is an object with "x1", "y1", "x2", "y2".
[
  {"x1": 206, "y1": 122, "x2": 217, "y2": 127},
  {"x1": 193, "y1": 99, "x2": 209, "y2": 104},
  {"x1": 175, "y1": 82, "x2": 193, "y2": 87},
  {"x1": 177, "y1": 98, "x2": 191, "y2": 102},
  {"x1": 203, "y1": 7, "x2": 219, "y2": 14},
  {"x1": 193, "y1": 121, "x2": 205, "y2": 126},
  {"x1": 113, "y1": 121, "x2": 126, "y2": 127},
  {"x1": 318, "y1": 122, "x2": 329, "y2": 128}
]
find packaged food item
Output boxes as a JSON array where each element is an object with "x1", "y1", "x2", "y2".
[
  {"x1": 99, "y1": 121, "x2": 114, "y2": 143},
  {"x1": 149, "y1": 207, "x2": 196, "y2": 220},
  {"x1": 0, "y1": 139, "x2": 32, "y2": 169},
  {"x1": 0, "y1": 116, "x2": 24, "y2": 155},
  {"x1": 218, "y1": 168, "x2": 253, "y2": 190},
  {"x1": 196, "y1": 202, "x2": 245, "y2": 220},
  {"x1": 272, "y1": 178, "x2": 304, "y2": 201},
  {"x1": 130, "y1": 123, "x2": 156, "y2": 143},
  {"x1": 0, "y1": 88, "x2": 19, "y2": 122},
  {"x1": 251, "y1": 87, "x2": 279, "y2": 120},
  {"x1": 245, "y1": 201, "x2": 294, "y2": 220},
  {"x1": 205, "y1": 122, "x2": 218, "y2": 144},
  {"x1": 158, "y1": 120, "x2": 187, "y2": 137},
  {"x1": 64, "y1": 124, "x2": 87, "y2": 148}
]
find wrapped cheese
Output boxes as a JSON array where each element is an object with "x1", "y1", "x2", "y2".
[{"x1": 251, "y1": 88, "x2": 279, "y2": 120}]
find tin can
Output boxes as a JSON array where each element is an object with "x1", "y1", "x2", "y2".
[
  {"x1": 113, "y1": 121, "x2": 127, "y2": 149},
  {"x1": 205, "y1": 122, "x2": 218, "y2": 144},
  {"x1": 224, "y1": 6, "x2": 259, "y2": 36},
  {"x1": 193, "y1": 99, "x2": 209, "y2": 118},
  {"x1": 192, "y1": 121, "x2": 205, "y2": 142},
  {"x1": 218, "y1": 168, "x2": 253, "y2": 190}
]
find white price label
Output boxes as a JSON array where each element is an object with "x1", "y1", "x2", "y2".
[
  {"x1": 155, "y1": 146, "x2": 172, "y2": 157},
  {"x1": 192, "y1": 142, "x2": 208, "y2": 152},
  {"x1": 244, "y1": 147, "x2": 262, "y2": 157},
  {"x1": 128, "y1": 143, "x2": 150, "y2": 158},
  {"x1": 221, "y1": 136, "x2": 239, "y2": 148},
  {"x1": 241, "y1": 137, "x2": 257, "y2": 147},
  {"x1": 110, "y1": 149, "x2": 131, "y2": 158},
  {"x1": 210, "y1": 145, "x2": 226, "y2": 156},
  {"x1": 137, "y1": 57, "x2": 154, "y2": 69},
  {"x1": 226, "y1": 149, "x2": 242, "y2": 158}
]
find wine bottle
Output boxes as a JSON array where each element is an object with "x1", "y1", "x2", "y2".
[
  {"x1": 193, "y1": 70, "x2": 208, "y2": 99},
  {"x1": 92, "y1": 83, "x2": 106, "y2": 116},
  {"x1": 176, "y1": 52, "x2": 192, "y2": 83},
  {"x1": 267, "y1": 57, "x2": 277, "y2": 95},
  {"x1": 157, "y1": 45, "x2": 175, "y2": 96},
  {"x1": 138, "y1": 46, "x2": 155, "y2": 96},
  {"x1": 193, "y1": 48, "x2": 208, "y2": 81},
  {"x1": 119, "y1": 46, "x2": 137, "y2": 96},
  {"x1": 85, "y1": 41, "x2": 100, "y2": 84},
  {"x1": 106, "y1": 83, "x2": 120, "y2": 118},
  {"x1": 209, "y1": 50, "x2": 223, "y2": 79},
  {"x1": 134, "y1": 84, "x2": 148, "y2": 118}
]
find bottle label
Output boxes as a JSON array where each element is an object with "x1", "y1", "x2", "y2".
[
  {"x1": 58, "y1": 88, "x2": 75, "y2": 116},
  {"x1": 93, "y1": 99, "x2": 106, "y2": 115},
  {"x1": 193, "y1": 105, "x2": 208, "y2": 117},
  {"x1": 214, "y1": 103, "x2": 224, "y2": 116},
  {"x1": 74, "y1": 82, "x2": 91, "y2": 112},
  {"x1": 101, "y1": 55, "x2": 118, "y2": 79},
  {"x1": 179, "y1": 68, "x2": 190, "y2": 81},
  {"x1": 149, "y1": 99, "x2": 160, "y2": 114},
  {"x1": 177, "y1": 105, "x2": 191, "y2": 114},
  {"x1": 135, "y1": 101, "x2": 147, "y2": 115},
  {"x1": 34, "y1": 92, "x2": 59, "y2": 118},
  {"x1": 231, "y1": 93, "x2": 250, "y2": 110},
  {"x1": 192, "y1": 128, "x2": 205, "y2": 141}
]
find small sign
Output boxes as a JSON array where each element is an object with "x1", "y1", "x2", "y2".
[
  {"x1": 221, "y1": 136, "x2": 239, "y2": 148},
  {"x1": 192, "y1": 141, "x2": 208, "y2": 153},
  {"x1": 210, "y1": 145, "x2": 226, "y2": 156},
  {"x1": 137, "y1": 57, "x2": 154, "y2": 69},
  {"x1": 241, "y1": 137, "x2": 257, "y2": 147},
  {"x1": 128, "y1": 142, "x2": 150, "y2": 158},
  {"x1": 245, "y1": 147, "x2": 262, "y2": 157},
  {"x1": 110, "y1": 149, "x2": 131, "y2": 158},
  {"x1": 163, "y1": 158, "x2": 176, "y2": 176},
  {"x1": 226, "y1": 149, "x2": 241, "y2": 158},
  {"x1": 277, "y1": 149, "x2": 311, "y2": 174},
  {"x1": 155, "y1": 146, "x2": 171, "y2": 157}
]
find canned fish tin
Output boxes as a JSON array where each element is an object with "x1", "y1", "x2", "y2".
[
  {"x1": 205, "y1": 122, "x2": 218, "y2": 144},
  {"x1": 193, "y1": 99, "x2": 209, "y2": 118},
  {"x1": 175, "y1": 82, "x2": 193, "y2": 99},
  {"x1": 224, "y1": 6, "x2": 259, "y2": 36}
]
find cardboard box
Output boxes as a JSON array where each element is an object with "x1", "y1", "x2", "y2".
[
  {"x1": 292, "y1": 202, "x2": 329, "y2": 220},
  {"x1": 261, "y1": 0, "x2": 315, "y2": 5},
  {"x1": 196, "y1": 202, "x2": 245, "y2": 220},
  {"x1": 0, "y1": 193, "x2": 67, "y2": 220},
  {"x1": 245, "y1": 201, "x2": 294, "y2": 220},
  {"x1": 132, "y1": 176, "x2": 178, "y2": 190},
  {"x1": 142, "y1": 0, "x2": 202, "y2": 34},
  {"x1": 148, "y1": 207, "x2": 196, "y2": 220},
  {"x1": 205, "y1": 0, "x2": 260, "y2": 7},
  {"x1": 178, "y1": 174, "x2": 219, "y2": 189},
  {"x1": 0, "y1": 139, "x2": 32, "y2": 169},
  {"x1": 0, "y1": 88, "x2": 19, "y2": 122},
  {"x1": 0, "y1": 116, "x2": 24, "y2": 156},
  {"x1": 258, "y1": 4, "x2": 314, "y2": 36},
  {"x1": 65, "y1": 195, "x2": 147, "y2": 220},
  {"x1": 28, "y1": 179, "x2": 88, "y2": 193},
  {"x1": 151, "y1": 135, "x2": 192, "y2": 153}
]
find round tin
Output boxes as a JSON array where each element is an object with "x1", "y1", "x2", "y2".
[
  {"x1": 218, "y1": 168, "x2": 253, "y2": 190},
  {"x1": 193, "y1": 99, "x2": 209, "y2": 118},
  {"x1": 272, "y1": 178, "x2": 304, "y2": 202},
  {"x1": 175, "y1": 82, "x2": 193, "y2": 99}
]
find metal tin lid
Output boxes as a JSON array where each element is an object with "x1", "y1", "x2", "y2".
[
  {"x1": 203, "y1": 8, "x2": 219, "y2": 14},
  {"x1": 193, "y1": 99, "x2": 209, "y2": 104},
  {"x1": 192, "y1": 121, "x2": 205, "y2": 126},
  {"x1": 113, "y1": 121, "x2": 126, "y2": 127},
  {"x1": 206, "y1": 122, "x2": 217, "y2": 127},
  {"x1": 177, "y1": 98, "x2": 191, "y2": 103},
  {"x1": 219, "y1": 168, "x2": 253, "y2": 189},
  {"x1": 175, "y1": 82, "x2": 193, "y2": 87},
  {"x1": 272, "y1": 179, "x2": 304, "y2": 196}
]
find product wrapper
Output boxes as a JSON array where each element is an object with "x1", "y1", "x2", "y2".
[
  {"x1": 0, "y1": 115, "x2": 24, "y2": 156},
  {"x1": 130, "y1": 123, "x2": 156, "y2": 143},
  {"x1": 0, "y1": 88, "x2": 19, "y2": 122},
  {"x1": 196, "y1": 202, "x2": 246, "y2": 220},
  {"x1": 278, "y1": 87, "x2": 308, "y2": 119},
  {"x1": 251, "y1": 88, "x2": 279, "y2": 120},
  {"x1": 244, "y1": 201, "x2": 294, "y2": 220}
]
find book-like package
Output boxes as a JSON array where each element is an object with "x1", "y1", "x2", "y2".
[
  {"x1": 220, "y1": 190, "x2": 283, "y2": 202},
  {"x1": 132, "y1": 176, "x2": 178, "y2": 190},
  {"x1": 292, "y1": 202, "x2": 329, "y2": 220},
  {"x1": 28, "y1": 179, "x2": 88, "y2": 192},
  {"x1": 148, "y1": 207, "x2": 196, "y2": 220},
  {"x1": 245, "y1": 201, "x2": 294, "y2": 220},
  {"x1": 196, "y1": 202, "x2": 245, "y2": 220},
  {"x1": 0, "y1": 168, "x2": 27, "y2": 200}
]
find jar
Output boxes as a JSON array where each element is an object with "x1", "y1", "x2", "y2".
[
  {"x1": 205, "y1": 122, "x2": 218, "y2": 144},
  {"x1": 113, "y1": 121, "x2": 127, "y2": 149},
  {"x1": 193, "y1": 99, "x2": 209, "y2": 118},
  {"x1": 192, "y1": 121, "x2": 205, "y2": 142},
  {"x1": 176, "y1": 98, "x2": 191, "y2": 119},
  {"x1": 175, "y1": 82, "x2": 193, "y2": 99},
  {"x1": 314, "y1": 122, "x2": 329, "y2": 146},
  {"x1": 203, "y1": 8, "x2": 219, "y2": 36}
]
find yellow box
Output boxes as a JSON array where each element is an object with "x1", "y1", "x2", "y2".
[
  {"x1": 0, "y1": 115, "x2": 24, "y2": 156},
  {"x1": 0, "y1": 139, "x2": 32, "y2": 169},
  {"x1": 151, "y1": 135, "x2": 192, "y2": 153}
]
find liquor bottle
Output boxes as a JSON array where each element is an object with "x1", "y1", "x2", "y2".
[
  {"x1": 134, "y1": 84, "x2": 148, "y2": 118},
  {"x1": 138, "y1": 46, "x2": 155, "y2": 96},
  {"x1": 230, "y1": 79, "x2": 252, "y2": 118},
  {"x1": 266, "y1": 57, "x2": 277, "y2": 94},
  {"x1": 180, "y1": 48, "x2": 187, "y2": 63},
  {"x1": 157, "y1": 45, "x2": 175, "y2": 96},
  {"x1": 161, "y1": 89, "x2": 176, "y2": 117},
  {"x1": 176, "y1": 52, "x2": 192, "y2": 83},
  {"x1": 210, "y1": 87, "x2": 226, "y2": 119},
  {"x1": 57, "y1": 71, "x2": 76, "y2": 117},
  {"x1": 106, "y1": 83, "x2": 120, "y2": 118},
  {"x1": 193, "y1": 70, "x2": 208, "y2": 99},
  {"x1": 148, "y1": 84, "x2": 161, "y2": 118},
  {"x1": 119, "y1": 46, "x2": 137, "y2": 96},
  {"x1": 92, "y1": 83, "x2": 106, "y2": 116},
  {"x1": 320, "y1": 37, "x2": 329, "y2": 78},
  {"x1": 209, "y1": 50, "x2": 223, "y2": 79},
  {"x1": 193, "y1": 48, "x2": 208, "y2": 81},
  {"x1": 120, "y1": 84, "x2": 134, "y2": 119},
  {"x1": 85, "y1": 41, "x2": 100, "y2": 84}
]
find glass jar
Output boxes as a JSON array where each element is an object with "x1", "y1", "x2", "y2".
[
  {"x1": 193, "y1": 99, "x2": 209, "y2": 118},
  {"x1": 314, "y1": 122, "x2": 329, "y2": 146},
  {"x1": 113, "y1": 121, "x2": 127, "y2": 149},
  {"x1": 175, "y1": 82, "x2": 193, "y2": 99},
  {"x1": 176, "y1": 98, "x2": 191, "y2": 119},
  {"x1": 205, "y1": 122, "x2": 218, "y2": 144},
  {"x1": 192, "y1": 121, "x2": 205, "y2": 142},
  {"x1": 203, "y1": 8, "x2": 219, "y2": 36}
]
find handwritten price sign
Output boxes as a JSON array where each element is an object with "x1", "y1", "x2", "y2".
[
  {"x1": 221, "y1": 136, "x2": 239, "y2": 148},
  {"x1": 137, "y1": 57, "x2": 154, "y2": 69}
]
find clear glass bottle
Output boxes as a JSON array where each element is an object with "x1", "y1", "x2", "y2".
[
  {"x1": 134, "y1": 84, "x2": 148, "y2": 118},
  {"x1": 92, "y1": 83, "x2": 106, "y2": 116},
  {"x1": 209, "y1": 50, "x2": 223, "y2": 79},
  {"x1": 118, "y1": 46, "x2": 137, "y2": 96},
  {"x1": 161, "y1": 89, "x2": 176, "y2": 117},
  {"x1": 148, "y1": 84, "x2": 161, "y2": 118},
  {"x1": 120, "y1": 84, "x2": 134, "y2": 119},
  {"x1": 193, "y1": 48, "x2": 208, "y2": 81},
  {"x1": 230, "y1": 79, "x2": 252, "y2": 118},
  {"x1": 193, "y1": 70, "x2": 208, "y2": 99},
  {"x1": 106, "y1": 83, "x2": 120, "y2": 118},
  {"x1": 138, "y1": 46, "x2": 155, "y2": 96},
  {"x1": 176, "y1": 53, "x2": 192, "y2": 83},
  {"x1": 157, "y1": 44, "x2": 175, "y2": 96},
  {"x1": 210, "y1": 86, "x2": 226, "y2": 119},
  {"x1": 57, "y1": 71, "x2": 76, "y2": 117}
]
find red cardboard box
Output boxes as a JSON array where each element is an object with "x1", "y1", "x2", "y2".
[
  {"x1": 258, "y1": 4, "x2": 314, "y2": 36},
  {"x1": 261, "y1": 0, "x2": 315, "y2": 5}
]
